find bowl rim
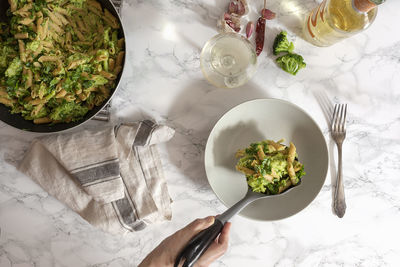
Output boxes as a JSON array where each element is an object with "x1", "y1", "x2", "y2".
[{"x1": 204, "y1": 98, "x2": 329, "y2": 221}]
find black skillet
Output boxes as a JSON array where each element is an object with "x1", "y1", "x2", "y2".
[{"x1": 0, "y1": 0, "x2": 126, "y2": 132}]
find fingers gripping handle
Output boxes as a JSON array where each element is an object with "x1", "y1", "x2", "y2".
[{"x1": 174, "y1": 219, "x2": 224, "y2": 267}]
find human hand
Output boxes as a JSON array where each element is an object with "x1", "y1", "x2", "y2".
[{"x1": 139, "y1": 216, "x2": 232, "y2": 267}]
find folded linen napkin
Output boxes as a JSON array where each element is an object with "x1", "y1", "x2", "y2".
[{"x1": 18, "y1": 120, "x2": 174, "y2": 235}]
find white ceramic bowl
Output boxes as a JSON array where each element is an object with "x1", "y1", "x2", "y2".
[{"x1": 204, "y1": 99, "x2": 329, "y2": 221}]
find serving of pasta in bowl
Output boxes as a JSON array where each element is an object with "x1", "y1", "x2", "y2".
[
  {"x1": 204, "y1": 98, "x2": 329, "y2": 221},
  {"x1": 0, "y1": 0, "x2": 125, "y2": 132}
]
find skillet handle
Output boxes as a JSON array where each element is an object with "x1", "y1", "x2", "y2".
[{"x1": 174, "y1": 219, "x2": 224, "y2": 267}]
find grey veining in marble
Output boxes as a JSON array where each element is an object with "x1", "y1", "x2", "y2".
[{"x1": 1, "y1": 0, "x2": 400, "y2": 266}]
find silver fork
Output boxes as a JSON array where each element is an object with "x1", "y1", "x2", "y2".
[{"x1": 331, "y1": 103, "x2": 347, "y2": 218}]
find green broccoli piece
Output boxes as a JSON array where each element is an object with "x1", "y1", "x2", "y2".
[
  {"x1": 66, "y1": 53, "x2": 92, "y2": 69},
  {"x1": 237, "y1": 155, "x2": 254, "y2": 169},
  {"x1": 266, "y1": 183, "x2": 279, "y2": 194},
  {"x1": 0, "y1": 45, "x2": 16, "y2": 72},
  {"x1": 276, "y1": 53, "x2": 306, "y2": 76},
  {"x1": 5, "y1": 57, "x2": 22, "y2": 77},
  {"x1": 245, "y1": 143, "x2": 259, "y2": 155},
  {"x1": 26, "y1": 40, "x2": 41, "y2": 51},
  {"x1": 81, "y1": 74, "x2": 108, "y2": 90},
  {"x1": 49, "y1": 102, "x2": 88, "y2": 122},
  {"x1": 273, "y1": 31, "x2": 294, "y2": 55},
  {"x1": 91, "y1": 75, "x2": 108, "y2": 86},
  {"x1": 296, "y1": 165, "x2": 306, "y2": 180},
  {"x1": 247, "y1": 175, "x2": 268, "y2": 193}
]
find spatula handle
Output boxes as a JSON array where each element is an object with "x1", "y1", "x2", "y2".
[
  {"x1": 217, "y1": 189, "x2": 260, "y2": 224},
  {"x1": 174, "y1": 190, "x2": 260, "y2": 267},
  {"x1": 174, "y1": 219, "x2": 224, "y2": 267}
]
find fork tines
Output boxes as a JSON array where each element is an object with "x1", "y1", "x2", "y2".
[{"x1": 331, "y1": 104, "x2": 347, "y2": 133}]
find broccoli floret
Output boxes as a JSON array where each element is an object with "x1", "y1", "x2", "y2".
[
  {"x1": 5, "y1": 57, "x2": 22, "y2": 77},
  {"x1": 247, "y1": 175, "x2": 268, "y2": 193},
  {"x1": 296, "y1": 165, "x2": 306, "y2": 180},
  {"x1": 276, "y1": 53, "x2": 306, "y2": 75},
  {"x1": 266, "y1": 183, "x2": 279, "y2": 194},
  {"x1": 245, "y1": 143, "x2": 259, "y2": 155},
  {"x1": 237, "y1": 155, "x2": 254, "y2": 169},
  {"x1": 66, "y1": 53, "x2": 92, "y2": 69},
  {"x1": 49, "y1": 102, "x2": 88, "y2": 122},
  {"x1": 0, "y1": 45, "x2": 16, "y2": 72},
  {"x1": 273, "y1": 31, "x2": 294, "y2": 55},
  {"x1": 26, "y1": 40, "x2": 41, "y2": 51},
  {"x1": 91, "y1": 75, "x2": 108, "y2": 86}
]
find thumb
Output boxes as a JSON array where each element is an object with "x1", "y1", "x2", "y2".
[{"x1": 181, "y1": 216, "x2": 215, "y2": 241}]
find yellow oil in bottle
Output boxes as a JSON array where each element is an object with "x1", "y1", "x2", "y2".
[{"x1": 304, "y1": 0, "x2": 379, "y2": 46}]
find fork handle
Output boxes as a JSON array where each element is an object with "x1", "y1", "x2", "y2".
[{"x1": 334, "y1": 143, "x2": 346, "y2": 218}]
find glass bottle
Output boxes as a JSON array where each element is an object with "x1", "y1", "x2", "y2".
[{"x1": 304, "y1": 0, "x2": 385, "y2": 47}]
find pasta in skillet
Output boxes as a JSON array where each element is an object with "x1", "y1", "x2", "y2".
[{"x1": 0, "y1": 0, "x2": 124, "y2": 124}]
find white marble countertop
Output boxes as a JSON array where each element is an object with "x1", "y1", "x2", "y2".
[{"x1": 1, "y1": 0, "x2": 400, "y2": 266}]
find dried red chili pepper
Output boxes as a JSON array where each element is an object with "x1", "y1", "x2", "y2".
[
  {"x1": 255, "y1": 0, "x2": 275, "y2": 56},
  {"x1": 255, "y1": 17, "x2": 266, "y2": 56}
]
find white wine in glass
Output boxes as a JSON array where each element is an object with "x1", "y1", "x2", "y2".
[{"x1": 200, "y1": 32, "x2": 257, "y2": 88}]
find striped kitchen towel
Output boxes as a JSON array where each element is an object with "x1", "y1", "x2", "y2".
[
  {"x1": 18, "y1": 120, "x2": 174, "y2": 235},
  {"x1": 34, "y1": 126, "x2": 124, "y2": 204}
]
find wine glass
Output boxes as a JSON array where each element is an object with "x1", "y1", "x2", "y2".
[{"x1": 200, "y1": 32, "x2": 257, "y2": 88}]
